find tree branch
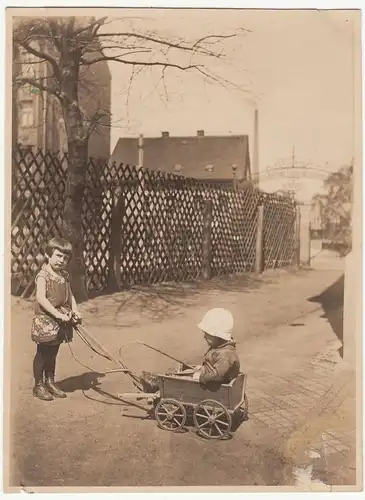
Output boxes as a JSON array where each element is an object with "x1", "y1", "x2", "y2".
[
  {"x1": 19, "y1": 40, "x2": 61, "y2": 80},
  {"x1": 16, "y1": 77, "x2": 60, "y2": 98},
  {"x1": 14, "y1": 58, "x2": 48, "y2": 65},
  {"x1": 47, "y1": 20, "x2": 63, "y2": 52},
  {"x1": 81, "y1": 55, "x2": 200, "y2": 71},
  {"x1": 82, "y1": 49, "x2": 152, "y2": 64},
  {"x1": 97, "y1": 31, "x2": 239, "y2": 57},
  {"x1": 195, "y1": 66, "x2": 250, "y2": 92},
  {"x1": 83, "y1": 44, "x2": 148, "y2": 53},
  {"x1": 74, "y1": 16, "x2": 108, "y2": 37}
]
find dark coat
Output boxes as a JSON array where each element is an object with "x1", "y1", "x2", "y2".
[{"x1": 199, "y1": 341, "x2": 240, "y2": 385}]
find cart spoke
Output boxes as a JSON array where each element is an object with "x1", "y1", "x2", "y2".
[
  {"x1": 215, "y1": 411, "x2": 226, "y2": 419},
  {"x1": 195, "y1": 412, "x2": 209, "y2": 420},
  {"x1": 157, "y1": 411, "x2": 168, "y2": 417},
  {"x1": 198, "y1": 420, "x2": 211, "y2": 429},
  {"x1": 214, "y1": 423, "x2": 224, "y2": 436},
  {"x1": 215, "y1": 419, "x2": 230, "y2": 427},
  {"x1": 173, "y1": 417, "x2": 182, "y2": 426},
  {"x1": 202, "y1": 406, "x2": 211, "y2": 417}
]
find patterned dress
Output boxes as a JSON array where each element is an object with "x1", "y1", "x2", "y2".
[{"x1": 31, "y1": 266, "x2": 74, "y2": 345}]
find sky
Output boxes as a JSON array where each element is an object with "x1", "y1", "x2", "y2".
[{"x1": 101, "y1": 8, "x2": 360, "y2": 184}]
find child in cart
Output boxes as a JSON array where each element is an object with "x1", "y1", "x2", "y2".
[{"x1": 139, "y1": 308, "x2": 240, "y2": 393}]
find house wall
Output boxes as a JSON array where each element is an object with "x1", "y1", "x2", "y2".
[{"x1": 15, "y1": 44, "x2": 111, "y2": 158}]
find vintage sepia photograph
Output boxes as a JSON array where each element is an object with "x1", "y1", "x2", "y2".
[{"x1": 3, "y1": 6, "x2": 363, "y2": 492}]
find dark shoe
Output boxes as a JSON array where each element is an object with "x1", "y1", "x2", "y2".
[
  {"x1": 45, "y1": 377, "x2": 67, "y2": 398},
  {"x1": 139, "y1": 372, "x2": 160, "y2": 394},
  {"x1": 33, "y1": 382, "x2": 54, "y2": 401}
]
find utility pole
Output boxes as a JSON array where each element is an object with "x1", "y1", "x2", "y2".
[
  {"x1": 138, "y1": 134, "x2": 144, "y2": 168},
  {"x1": 252, "y1": 107, "x2": 259, "y2": 186},
  {"x1": 291, "y1": 146, "x2": 296, "y2": 168}
]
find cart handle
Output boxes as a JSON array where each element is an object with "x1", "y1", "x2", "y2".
[{"x1": 118, "y1": 341, "x2": 196, "y2": 370}]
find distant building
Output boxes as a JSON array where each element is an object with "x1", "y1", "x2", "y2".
[
  {"x1": 13, "y1": 44, "x2": 111, "y2": 159},
  {"x1": 111, "y1": 130, "x2": 252, "y2": 183}
]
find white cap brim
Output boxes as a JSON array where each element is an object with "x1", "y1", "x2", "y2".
[{"x1": 197, "y1": 322, "x2": 232, "y2": 341}]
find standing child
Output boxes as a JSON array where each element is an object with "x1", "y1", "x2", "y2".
[{"x1": 31, "y1": 237, "x2": 81, "y2": 401}]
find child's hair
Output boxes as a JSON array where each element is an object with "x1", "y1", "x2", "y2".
[{"x1": 45, "y1": 237, "x2": 73, "y2": 259}]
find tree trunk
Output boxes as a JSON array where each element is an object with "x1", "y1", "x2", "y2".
[
  {"x1": 59, "y1": 56, "x2": 90, "y2": 301},
  {"x1": 63, "y1": 136, "x2": 88, "y2": 301}
]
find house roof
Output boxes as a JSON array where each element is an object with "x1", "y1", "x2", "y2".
[{"x1": 110, "y1": 133, "x2": 251, "y2": 181}]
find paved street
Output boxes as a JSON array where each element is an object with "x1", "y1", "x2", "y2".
[{"x1": 8, "y1": 263, "x2": 357, "y2": 489}]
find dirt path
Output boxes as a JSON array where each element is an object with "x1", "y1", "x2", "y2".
[{"x1": 8, "y1": 267, "x2": 345, "y2": 488}]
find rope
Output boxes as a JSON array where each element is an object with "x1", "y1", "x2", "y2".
[
  {"x1": 118, "y1": 340, "x2": 195, "y2": 370},
  {"x1": 59, "y1": 311, "x2": 194, "y2": 392},
  {"x1": 59, "y1": 309, "x2": 143, "y2": 389},
  {"x1": 63, "y1": 326, "x2": 127, "y2": 374}
]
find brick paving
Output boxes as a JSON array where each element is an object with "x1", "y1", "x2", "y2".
[{"x1": 240, "y1": 302, "x2": 358, "y2": 485}]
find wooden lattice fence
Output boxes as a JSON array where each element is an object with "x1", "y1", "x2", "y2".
[{"x1": 11, "y1": 146, "x2": 298, "y2": 297}]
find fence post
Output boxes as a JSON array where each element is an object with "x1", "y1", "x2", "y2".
[
  {"x1": 108, "y1": 187, "x2": 124, "y2": 290},
  {"x1": 202, "y1": 198, "x2": 213, "y2": 280},
  {"x1": 255, "y1": 205, "x2": 264, "y2": 273},
  {"x1": 299, "y1": 203, "x2": 311, "y2": 267},
  {"x1": 293, "y1": 206, "x2": 301, "y2": 267}
]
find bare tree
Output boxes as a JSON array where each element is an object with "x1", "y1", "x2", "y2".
[{"x1": 13, "y1": 15, "x2": 248, "y2": 300}]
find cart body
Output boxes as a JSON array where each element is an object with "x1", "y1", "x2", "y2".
[{"x1": 158, "y1": 372, "x2": 247, "y2": 411}]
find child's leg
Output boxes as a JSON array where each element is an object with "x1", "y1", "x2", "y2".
[
  {"x1": 43, "y1": 344, "x2": 60, "y2": 379},
  {"x1": 32, "y1": 344, "x2": 53, "y2": 401},
  {"x1": 43, "y1": 344, "x2": 67, "y2": 398},
  {"x1": 33, "y1": 344, "x2": 45, "y2": 383}
]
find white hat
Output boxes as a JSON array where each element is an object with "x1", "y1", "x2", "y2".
[{"x1": 197, "y1": 308, "x2": 234, "y2": 342}]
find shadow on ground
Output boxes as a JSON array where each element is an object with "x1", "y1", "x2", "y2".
[
  {"x1": 308, "y1": 274, "x2": 344, "y2": 357},
  {"x1": 84, "y1": 268, "x2": 308, "y2": 323},
  {"x1": 58, "y1": 372, "x2": 105, "y2": 393}
]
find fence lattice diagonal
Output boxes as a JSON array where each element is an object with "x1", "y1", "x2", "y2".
[{"x1": 11, "y1": 146, "x2": 298, "y2": 298}]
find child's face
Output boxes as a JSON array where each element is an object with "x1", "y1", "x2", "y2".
[
  {"x1": 204, "y1": 333, "x2": 220, "y2": 348},
  {"x1": 48, "y1": 249, "x2": 70, "y2": 270}
]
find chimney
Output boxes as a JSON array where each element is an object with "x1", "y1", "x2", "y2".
[
  {"x1": 161, "y1": 131, "x2": 169, "y2": 138},
  {"x1": 197, "y1": 130, "x2": 205, "y2": 137},
  {"x1": 138, "y1": 134, "x2": 144, "y2": 168}
]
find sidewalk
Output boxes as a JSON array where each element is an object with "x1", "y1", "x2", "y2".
[{"x1": 242, "y1": 306, "x2": 358, "y2": 488}]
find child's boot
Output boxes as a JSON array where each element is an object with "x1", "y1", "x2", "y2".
[
  {"x1": 45, "y1": 376, "x2": 67, "y2": 398},
  {"x1": 33, "y1": 381, "x2": 54, "y2": 401}
]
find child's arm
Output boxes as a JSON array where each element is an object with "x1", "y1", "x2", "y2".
[
  {"x1": 71, "y1": 293, "x2": 82, "y2": 320},
  {"x1": 196, "y1": 356, "x2": 231, "y2": 384},
  {"x1": 71, "y1": 293, "x2": 79, "y2": 314},
  {"x1": 36, "y1": 276, "x2": 70, "y2": 322}
]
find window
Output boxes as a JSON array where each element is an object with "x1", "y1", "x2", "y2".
[{"x1": 19, "y1": 100, "x2": 34, "y2": 127}]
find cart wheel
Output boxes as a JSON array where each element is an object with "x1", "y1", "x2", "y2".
[
  {"x1": 193, "y1": 400, "x2": 232, "y2": 440},
  {"x1": 155, "y1": 399, "x2": 187, "y2": 432}
]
